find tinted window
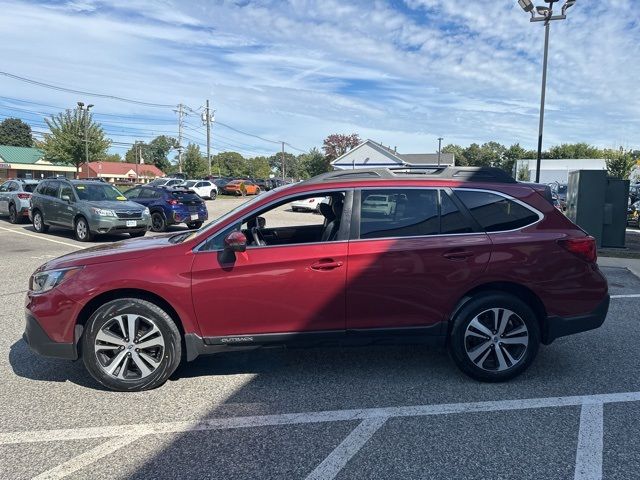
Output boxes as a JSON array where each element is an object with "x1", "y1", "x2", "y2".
[
  {"x1": 23, "y1": 183, "x2": 38, "y2": 193},
  {"x1": 44, "y1": 181, "x2": 60, "y2": 197},
  {"x1": 124, "y1": 187, "x2": 141, "y2": 199},
  {"x1": 7, "y1": 182, "x2": 19, "y2": 192},
  {"x1": 455, "y1": 190, "x2": 539, "y2": 232},
  {"x1": 74, "y1": 183, "x2": 124, "y2": 201},
  {"x1": 59, "y1": 185, "x2": 74, "y2": 200},
  {"x1": 440, "y1": 192, "x2": 474, "y2": 234},
  {"x1": 360, "y1": 189, "x2": 439, "y2": 239},
  {"x1": 0, "y1": 182, "x2": 8, "y2": 192},
  {"x1": 171, "y1": 191, "x2": 200, "y2": 202}
]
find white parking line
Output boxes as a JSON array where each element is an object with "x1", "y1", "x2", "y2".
[
  {"x1": 0, "y1": 225, "x2": 81, "y2": 248},
  {"x1": 574, "y1": 403, "x2": 604, "y2": 480},
  {"x1": 2, "y1": 390, "x2": 639, "y2": 445},
  {"x1": 306, "y1": 418, "x2": 387, "y2": 480},
  {"x1": 611, "y1": 294, "x2": 640, "y2": 299},
  {"x1": 32, "y1": 435, "x2": 141, "y2": 480}
]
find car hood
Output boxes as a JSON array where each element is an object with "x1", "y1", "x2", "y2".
[
  {"x1": 84, "y1": 200, "x2": 145, "y2": 211},
  {"x1": 38, "y1": 233, "x2": 180, "y2": 270}
]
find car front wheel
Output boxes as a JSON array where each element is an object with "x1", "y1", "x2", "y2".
[
  {"x1": 8, "y1": 204, "x2": 19, "y2": 224},
  {"x1": 449, "y1": 293, "x2": 540, "y2": 382},
  {"x1": 150, "y1": 212, "x2": 166, "y2": 232},
  {"x1": 210, "y1": 190, "x2": 217, "y2": 200},
  {"x1": 74, "y1": 216, "x2": 93, "y2": 242},
  {"x1": 82, "y1": 298, "x2": 182, "y2": 392}
]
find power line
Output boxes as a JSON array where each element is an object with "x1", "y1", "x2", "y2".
[{"x1": 0, "y1": 71, "x2": 176, "y2": 108}]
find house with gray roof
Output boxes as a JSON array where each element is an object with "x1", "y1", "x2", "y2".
[{"x1": 330, "y1": 139, "x2": 454, "y2": 170}]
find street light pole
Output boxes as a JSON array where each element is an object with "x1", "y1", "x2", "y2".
[
  {"x1": 517, "y1": 0, "x2": 576, "y2": 183},
  {"x1": 437, "y1": 137, "x2": 443, "y2": 166}
]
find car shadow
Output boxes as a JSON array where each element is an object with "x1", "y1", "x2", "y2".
[
  {"x1": 14, "y1": 223, "x2": 190, "y2": 243},
  {"x1": 8, "y1": 338, "x2": 108, "y2": 390}
]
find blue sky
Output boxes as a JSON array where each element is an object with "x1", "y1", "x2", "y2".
[{"x1": 0, "y1": 0, "x2": 638, "y2": 157}]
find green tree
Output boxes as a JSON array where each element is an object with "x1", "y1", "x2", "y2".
[
  {"x1": 125, "y1": 135, "x2": 177, "y2": 172},
  {"x1": 502, "y1": 143, "x2": 528, "y2": 174},
  {"x1": 547, "y1": 143, "x2": 603, "y2": 159},
  {"x1": 246, "y1": 156, "x2": 271, "y2": 178},
  {"x1": 0, "y1": 118, "x2": 34, "y2": 147},
  {"x1": 100, "y1": 153, "x2": 122, "y2": 162},
  {"x1": 442, "y1": 144, "x2": 467, "y2": 166},
  {"x1": 214, "y1": 151, "x2": 246, "y2": 177},
  {"x1": 300, "y1": 148, "x2": 328, "y2": 177},
  {"x1": 41, "y1": 109, "x2": 110, "y2": 177},
  {"x1": 605, "y1": 147, "x2": 635, "y2": 179},
  {"x1": 268, "y1": 151, "x2": 298, "y2": 179},
  {"x1": 182, "y1": 143, "x2": 207, "y2": 178}
]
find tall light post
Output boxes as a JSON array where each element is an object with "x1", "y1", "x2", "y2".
[
  {"x1": 437, "y1": 137, "x2": 443, "y2": 166},
  {"x1": 518, "y1": 0, "x2": 576, "y2": 183},
  {"x1": 77, "y1": 101, "x2": 94, "y2": 179}
]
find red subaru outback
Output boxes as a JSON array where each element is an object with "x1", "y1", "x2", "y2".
[{"x1": 23, "y1": 167, "x2": 609, "y2": 391}]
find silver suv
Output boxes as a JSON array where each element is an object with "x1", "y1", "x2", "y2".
[
  {"x1": 0, "y1": 179, "x2": 39, "y2": 224},
  {"x1": 29, "y1": 179, "x2": 151, "y2": 241}
]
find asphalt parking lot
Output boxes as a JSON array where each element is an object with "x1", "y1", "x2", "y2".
[{"x1": 1, "y1": 197, "x2": 640, "y2": 479}]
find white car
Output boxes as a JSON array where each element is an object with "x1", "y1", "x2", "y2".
[
  {"x1": 362, "y1": 194, "x2": 395, "y2": 216},
  {"x1": 181, "y1": 180, "x2": 218, "y2": 200},
  {"x1": 291, "y1": 196, "x2": 327, "y2": 212}
]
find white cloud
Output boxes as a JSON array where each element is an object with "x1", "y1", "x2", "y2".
[{"x1": 0, "y1": 0, "x2": 638, "y2": 155}]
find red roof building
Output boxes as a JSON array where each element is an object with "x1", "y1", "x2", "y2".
[{"x1": 80, "y1": 161, "x2": 165, "y2": 184}]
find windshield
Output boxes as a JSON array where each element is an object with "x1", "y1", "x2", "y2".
[
  {"x1": 180, "y1": 184, "x2": 295, "y2": 243},
  {"x1": 74, "y1": 183, "x2": 126, "y2": 201},
  {"x1": 184, "y1": 181, "x2": 197, "y2": 187}
]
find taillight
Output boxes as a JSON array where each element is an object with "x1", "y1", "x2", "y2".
[
  {"x1": 308, "y1": 199, "x2": 315, "y2": 203},
  {"x1": 166, "y1": 199, "x2": 179, "y2": 205},
  {"x1": 17, "y1": 193, "x2": 31, "y2": 199},
  {"x1": 559, "y1": 236, "x2": 597, "y2": 263}
]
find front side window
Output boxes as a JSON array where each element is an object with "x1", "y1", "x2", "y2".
[
  {"x1": 59, "y1": 185, "x2": 74, "y2": 201},
  {"x1": 454, "y1": 190, "x2": 540, "y2": 232},
  {"x1": 360, "y1": 189, "x2": 439, "y2": 239}
]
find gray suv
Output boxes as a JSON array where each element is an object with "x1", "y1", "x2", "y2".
[
  {"x1": 29, "y1": 179, "x2": 151, "y2": 241},
  {"x1": 0, "y1": 179, "x2": 39, "y2": 223}
]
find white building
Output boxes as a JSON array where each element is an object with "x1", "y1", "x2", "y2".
[
  {"x1": 515, "y1": 158, "x2": 608, "y2": 184},
  {"x1": 331, "y1": 139, "x2": 454, "y2": 170}
]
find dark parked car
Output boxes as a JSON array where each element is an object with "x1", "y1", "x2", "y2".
[
  {"x1": 628, "y1": 200, "x2": 640, "y2": 228},
  {"x1": 23, "y1": 166, "x2": 608, "y2": 391},
  {"x1": 123, "y1": 185, "x2": 208, "y2": 232},
  {"x1": 29, "y1": 179, "x2": 150, "y2": 241},
  {"x1": 212, "y1": 177, "x2": 233, "y2": 190}
]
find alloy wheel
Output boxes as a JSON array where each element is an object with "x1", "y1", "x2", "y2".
[
  {"x1": 33, "y1": 212, "x2": 42, "y2": 231},
  {"x1": 9, "y1": 205, "x2": 17, "y2": 223},
  {"x1": 94, "y1": 314, "x2": 165, "y2": 380},
  {"x1": 76, "y1": 219, "x2": 88, "y2": 240},
  {"x1": 463, "y1": 308, "x2": 529, "y2": 372}
]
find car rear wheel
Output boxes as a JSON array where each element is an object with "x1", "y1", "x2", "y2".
[
  {"x1": 32, "y1": 210, "x2": 49, "y2": 233},
  {"x1": 8, "y1": 204, "x2": 19, "y2": 224},
  {"x1": 74, "y1": 216, "x2": 93, "y2": 242},
  {"x1": 187, "y1": 221, "x2": 203, "y2": 229},
  {"x1": 82, "y1": 298, "x2": 182, "y2": 392},
  {"x1": 209, "y1": 190, "x2": 217, "y2": 200},
  {"x1": 150, "y1": 212, "x2": 166, "y2": 232},
  {"x1": 449, "y1": 293, "x2": 540, "y2": 382}
]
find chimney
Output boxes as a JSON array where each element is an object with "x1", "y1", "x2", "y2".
[{"x1": 394, "y1": 146, "x2": 397, "y2": 153}]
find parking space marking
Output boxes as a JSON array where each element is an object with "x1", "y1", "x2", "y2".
[
  {"x1": 0, "y1": 225, "x2": 81, "y2": 248},
  {"x1": 611, "y1": 294, "x2": 640, "y2": 299},
  {"x1": 2, "y1": 390, "x2": 640, "y2": 446},
  {"x1": 574, "y1": 403, "x2": 603, "y2": 480},
  {"x1": 32, "y1": 435, "x2": 141, "y2": 480},
  {"x1": 306, "y1": 417, "x2": 387, "y2": 480}
]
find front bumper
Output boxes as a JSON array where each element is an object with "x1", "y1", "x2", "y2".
[
  {"x1": 542, "y1": 295, "x2": 610, "y2": 345},
  {"x1": 23, "y1": 313, "x2": 78, "y2": 360},
  {"x1": 90, "y1": 216, "x2": 151, "y2": 235}
]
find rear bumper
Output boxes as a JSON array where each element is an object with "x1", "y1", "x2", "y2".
[
  {"x1": 542, "y1": 295, "x2": 610, "y2": 345},
  {"x1": 23, "y1": 313, "x2": 78, "y2": 360}
]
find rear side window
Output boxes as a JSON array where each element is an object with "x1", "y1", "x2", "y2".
[
  {"x1": 455, "y1": 190, "x2": 539, "y2": 232},
  {"x1": 42, "y1": 181, "x2": 60, "y2": 197},
  {"x1": 440, "y1": 193, "x2": 474, "y2": 234},
  {"x1": 360, "y1": 189, "x2": 439, "y2": 239},
  {"x1": 171, "y1": 191, "x2": 200, "y2": 202},
  {"x1": 23, "y1": 183, "x2": 38, "y2": 193}
]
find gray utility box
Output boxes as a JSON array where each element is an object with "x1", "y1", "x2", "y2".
[{"x1": 566, "y1": 170, "x2": 629, "y2": 248}]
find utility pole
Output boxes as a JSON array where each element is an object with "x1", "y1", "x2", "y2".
[
  {"x1": 281, "y1": 141, "x2": 285, "y2": 181},
  {"x1": 202, "y1": 100, "x2": 216, "y2": 176},
  {"x1": 437, "y1": 137, "x2": 443, "y2": 166},
  {"x1": 135, "y1": 141, "x2": 140, "y2": 182},
  {"x1": 175, "y1": 103, "x2": 185, "y2": 173},
  {"x1": 77, "y1": 102, "x2": 93, "y2": 179}
]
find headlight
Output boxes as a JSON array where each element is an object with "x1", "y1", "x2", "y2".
[
  {"x1": 91, "y1": 207, "x2": 116, "y2": 217},
  {"x1": 143, "y1": 207, "x2": 150, "y2": 216},
  {"x1": 29, "y1": 267, "x2": 83, "y2": 294}
]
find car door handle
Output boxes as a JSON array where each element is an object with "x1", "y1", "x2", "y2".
[
  {"x1": 310, "y1": 259, "x2": 344, "y2": 271},
  {"x1": 443, "y1": 250, "x2": 475, "y2": 261}
]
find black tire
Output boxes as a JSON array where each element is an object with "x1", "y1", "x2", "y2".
[
  {"x1": 187, "y1": 221, "x2": 203, "y2": 230},
  {"x1": 8, "y1": 204, "x2": 19, "y2": 224},
  {"x1": 449, "y1": 292, "x2": 540, "y2": 383},
  {"x1": 129, "y1": 231, "x2": 146, "y2": 238},
  {"x1": 255, "y1": 187, "x2": 261, "y2": 195},
  {"x1": 150, "y1": 212, "x2": 166, "y2": 232},
  {"x1": 292, "y1": 207, "x2": 299, "y2": 212},
  {"x1": 32, "y1": 209, "x2": 49, "y2": 233},
  {"x1": 81, "y1": 298, "x2": 182, "y2": 392},
  {"x1": 209, "y1": 190, "x2": 217, "y2": 200},
  {"x1": 74, "y1": 216, "x2": 93, "y2": 242}
]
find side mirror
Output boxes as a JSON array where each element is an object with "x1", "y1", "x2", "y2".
[
  {"x1": 224, "y1": 231, "x2": 247, "y2": 252},
  {"x1": 61, "y1": 195, "x2": 71, "y2": 203}
]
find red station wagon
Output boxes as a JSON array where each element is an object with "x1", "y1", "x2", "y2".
[{"x1": 23, "y1": 167, "x2": 609, "y2": 391}]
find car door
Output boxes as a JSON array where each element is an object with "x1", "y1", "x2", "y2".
[
  {"x1": 190, "y1": 190, "x2": 352, "y2": 339},
  {"x1": 345, "y1": 188, "x2": 492, "y2": 333},
  {"x1": 0, "y1": 181, "x2": 12, "y2": 214},
  {"x1": 42, "y1": 181, "x2": 61, "y2": 224},
  {"x1": 56, "y1": 183, "x2": 76, "y2": 227}
]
